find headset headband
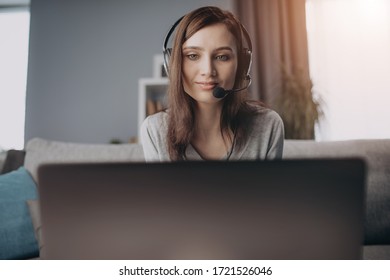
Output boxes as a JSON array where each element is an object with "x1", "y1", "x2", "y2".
[{"x1": 163, "y1": 16, "x2": 184, "y2": 54}]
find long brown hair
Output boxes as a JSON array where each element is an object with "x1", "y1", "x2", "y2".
[{"x1": 167, "y1": 6, "x2": 257, "y2": 160}]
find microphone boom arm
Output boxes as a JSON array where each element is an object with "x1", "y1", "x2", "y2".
[{"x1": 212, "y1": 75, "x2": 252, "y2": 98}]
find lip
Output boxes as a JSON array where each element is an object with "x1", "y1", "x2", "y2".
[{"x1": 195, "y1": 81, "x2": 218, "y2": 90}]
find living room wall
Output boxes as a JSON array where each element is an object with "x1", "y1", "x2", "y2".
[{"x1": 25, "y1": 0, "x2": 234, "y2": 144}]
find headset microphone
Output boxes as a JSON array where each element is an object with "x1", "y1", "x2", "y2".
[
  {"x1": 213, "y1": 87, "x2": 230, "y2": 98},
  {"x1": 212, "y1": 76, "x2": 252, "y2": 98}
]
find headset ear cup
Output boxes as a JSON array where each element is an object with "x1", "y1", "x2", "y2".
[
  {"x1": 163, "y1": 48, "x2": 172, "y2": 76},
  {"x1": 241, "y1": 48, "x2": 252, "y2": 78}
]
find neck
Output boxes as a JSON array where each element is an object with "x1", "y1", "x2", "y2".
[
  {"x1": 193, "y1": 102, "x2": 223, "y2": 140},
  {"x1": 190, "y1": 102, "x2": 234, "y2": 160}
]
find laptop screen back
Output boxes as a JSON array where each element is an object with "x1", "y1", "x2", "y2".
[{"x1": 37, "y1": 159, "x2": 365, "y2": 259}]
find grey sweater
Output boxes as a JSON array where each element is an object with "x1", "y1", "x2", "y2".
[{"x1": 140, "y1": 106, "x2": 284, "y2": 161}]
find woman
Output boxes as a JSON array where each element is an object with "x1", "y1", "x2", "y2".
[{"x1": 141, "y1": 6, "x2": 284, "y2": 161}]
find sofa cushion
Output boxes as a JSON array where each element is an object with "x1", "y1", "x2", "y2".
[
  {"x1": 0, "y1": 150, "x2": 7, "y2": 173},
  {"x1": 283, "y1": 139, "x2": 390, "y2": 245},
  {"x1": 0, "y1": 167, "x2": 39, "y2": 259},
  {"x1": 26, "y1": 199, "x2": 43, "y2": 256},
  {"x1": 24, "y1": 138, "x2": 145, "y2": 183},
  {"x1": 1, "y1": 150, "x2": 26, "y2": 175}
]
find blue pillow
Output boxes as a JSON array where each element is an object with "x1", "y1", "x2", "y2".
[{"x1": 0, "y1": 167, "x2": 39, "y2": 259}]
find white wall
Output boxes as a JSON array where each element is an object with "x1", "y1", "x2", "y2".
[
  {"x1": 306, "y1": 0, "x2": 390, "y2": 140},
  {"x1": 0, "y1": 9, "x2": 29, "y2": 150},
  {"x1": 25, "y1": 0, "x2": 234, "y2": 144}
]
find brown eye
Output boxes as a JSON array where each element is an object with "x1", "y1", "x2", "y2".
[
  {"x1": 216, "y1": 55, "x2": 229, "y2": 61},
  {"x1": 187, "y1": 54, "x2": 199, "y2": 60}
]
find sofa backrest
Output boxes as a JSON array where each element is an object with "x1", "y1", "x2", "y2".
[{"x1": 24, "y1": 138, "x2": 145, "y2": 183}]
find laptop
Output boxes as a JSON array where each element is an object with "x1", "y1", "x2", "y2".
[{"x1": 37, "y1": 159, "x2": 366, "y2": 259}]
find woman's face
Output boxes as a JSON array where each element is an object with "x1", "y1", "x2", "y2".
[{"x1": 182, "y1": 23, "x2": 238, "y2": 105}]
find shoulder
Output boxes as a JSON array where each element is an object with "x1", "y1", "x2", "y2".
[
  {"x1": 140, "y1": 111, "x2": 170, "y2": 161},
  {"x1": 239, "y1": 102, "x2": 284, "y2": 159},
  {"x1": 141, "y1": 111, "x2": 168, "y2": 132},
  {"x1": 140, "y1": 111, "x2": 169, "y2": 142},
  {"x1": 245, "y1": 102, "x2": 284, "y2": 127},
  {"x1": 244, "y1": 102, "x2": 285, "y2": 145},
  {"x1": 142, "y1": 111, "x2": 168, "y2": 126}
]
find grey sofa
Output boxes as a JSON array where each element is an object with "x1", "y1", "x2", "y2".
[{"x1": 3, "y1": 137, "x2": 390, "y2": 259}]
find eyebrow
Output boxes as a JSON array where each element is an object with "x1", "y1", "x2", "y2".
[{"x1": 182, "y1": 46, "x2": 234, "y2": 52}]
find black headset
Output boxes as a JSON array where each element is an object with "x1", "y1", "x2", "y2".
[{"x1": 162, "y1": 15, "x2": 253, "y2": 81}]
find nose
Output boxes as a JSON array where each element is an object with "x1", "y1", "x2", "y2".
[{"x1": 200, "y1": 56, "x2": 216, "y2": 77}]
